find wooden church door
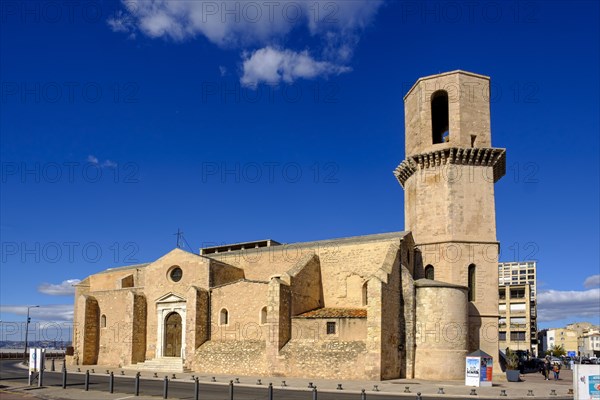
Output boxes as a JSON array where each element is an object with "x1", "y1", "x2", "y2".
[{"x1": 164, "y1": 312, "x2": 182, "y2": 357}]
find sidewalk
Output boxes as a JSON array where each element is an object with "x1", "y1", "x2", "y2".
[{"x1": 2, "y1": 359, "x2": 575, "y2": 399}]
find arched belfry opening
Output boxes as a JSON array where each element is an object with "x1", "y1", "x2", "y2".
[
  {"x1": 424, "y1": 265, "x2": 435, "y2": 280},
  {"x1": 431, "y1": 90, "x2": 449, "y2": 144}
]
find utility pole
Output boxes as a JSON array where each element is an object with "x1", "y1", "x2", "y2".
[{"x1": 23, "y1": 305, "x2": 39, "y2": 364}]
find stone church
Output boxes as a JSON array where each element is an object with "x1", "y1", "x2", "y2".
[{"x1": 69, "y1": 71, "x2": 506, "y2": 380}]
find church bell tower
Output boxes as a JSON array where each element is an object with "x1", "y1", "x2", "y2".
[{"x1": 395, "y1": 71, "x2": 506, "y2": 361}]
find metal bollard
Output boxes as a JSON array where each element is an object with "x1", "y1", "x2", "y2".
[
  {"x1": 163, "y1": 376, "x2": 169, "y2": 399},
  {"x1": 134, "y1": 372, "x2": 140, "y2": 396},
  {"x1": 438, "y1": 387, "x2": 445, "y2": 394},
  {"x1": 229, "y1": 380, "x2": 234, "y2": 400},
  {"x1": 361, "y1": 388, "x2": 367, "y2": 400},
  {"x1": 550, "y1": 389, "x2": 557, "y2": 396},
  {"x1": 62, "y1": 367, "x2": 67, "y2": 389},
  {"x1": 404, "y1": 386, "x2": 411, "y2": 393},
  {"x1": 51, "y1": 359, "x2": 55, "y2": 371},
  {"x1": 109, "y1": 372, "x2": 114, "y2": 394},
  {"x1": 194, "y1": 377, "x2": 199, "y2": 400},
  {"x1": 337, "y1": 383, "x2": 343, "y2": 390},
  {"x1": 527, "y1": 389, "x2": 534, "y2": 396},
  {"x1": 84, "y1": 370, "x2": 90, "y2": 391},
  {"x1": 416, "y1": 393, "x2": 422, "y2": 400},
  {"x1": 268, "y1": 383, "x2": 273, "y2": 400},
  {"x1": 470, "y1": 388, "x2": 477, "y2": 395},
  {"x1": 312, "y1": 387, "x2": 318, "y2": 400},
  {"x1": 62, "y1": 359, "x2": 66, "y2": 371},
  {"x1": 500, "y1": 389, "x2": 507, "y2": 396}
]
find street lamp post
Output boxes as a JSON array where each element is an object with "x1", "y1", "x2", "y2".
[{"x1": 23, "y1": 305, "x2": 40, "y2": 364}]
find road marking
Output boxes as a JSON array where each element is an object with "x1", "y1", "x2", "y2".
[{"x1": 115, "y1": 397, "x2": 135, "y2": 400}]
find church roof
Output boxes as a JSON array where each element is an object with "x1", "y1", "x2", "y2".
[
  {"x1": 294, "y1": 308, "x2": 367, "y2": 319},
  {"x1": 98, "y1": 262, "x2": 150, "y2": 274},
  {"x1": 211, "y1": 278, "x2": 269, "y2": 289},
  {"x1": 204, "y1": 231, "x2": 409, "y2": 257}
]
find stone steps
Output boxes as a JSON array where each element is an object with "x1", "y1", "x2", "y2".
[{"x1": 129, "y1": 357, "x2": 189, "y2": 373}]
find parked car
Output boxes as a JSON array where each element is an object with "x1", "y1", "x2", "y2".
[{"x1": 549, "y1": 357, "x2": 563, "y2": 366}]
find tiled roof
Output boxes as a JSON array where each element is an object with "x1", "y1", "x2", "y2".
[{"x1": 294, "y1": 308, "x2": 367, "y2": 319}]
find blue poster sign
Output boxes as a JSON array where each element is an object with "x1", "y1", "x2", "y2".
[
  {"x1": 589, "y1": 375, "x2": 600, "y2": 398},
  {"x1": 568, "y1": 351, "x2": 576, "y2": 357}
]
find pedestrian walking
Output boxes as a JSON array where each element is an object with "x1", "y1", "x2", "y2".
[
  {"x1": 544, "y1": 360, "x2": 551, "y2": 380},
  {"x1": 553, "y1": 363, "x2": 560, "y2": 380}
]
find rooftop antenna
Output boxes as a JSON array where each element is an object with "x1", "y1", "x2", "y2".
[
  {"x1": 174, "y1": 228, "x2": 184, "y2": 248},
  {"x1": 174, "y1": 228, "x2": 195, "y2": 253}
]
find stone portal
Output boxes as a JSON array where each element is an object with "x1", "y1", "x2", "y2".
[{"x1": 164, "y1": 312, "x2": 182, "y2": 357}]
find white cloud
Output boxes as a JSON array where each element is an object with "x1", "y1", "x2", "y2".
[
  {"x1": 537, "y1": 288, "x2": 600, "y2": 322},
  {"x1": 107, "y1": 10, "x2": 136, "y2": 33},
  {"x1": 584, "y1": 274, "x2": 600, "y2": 289},
  {"x1": 102, "y1": 160, "x2": 118, "y2": 168},
  {"x1": 87, "y1": 155, "x2": 117, "y2": 168},
  {"x1": 107, "y1": 0, "x2": 383, "y2": 85},
  {"x1": 38, "y1": 279, "x2": 81, "y2": 296},
  {"x1": 0, "y1": 304, "x2": 74, "y2": 321},
  {"x1": 241, "y1": 46, "x2": 351, "y2": 87},
  {"x1": 219, "y1": 65, "x2": 227, "y2": 77}
]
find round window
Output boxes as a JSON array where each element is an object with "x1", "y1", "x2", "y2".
[{"x1": 169, "y1": 266, "x2": 183, "y2": 282}]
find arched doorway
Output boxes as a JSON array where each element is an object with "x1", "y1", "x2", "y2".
[{"x1": 163, "y1": 312, "x2": 182, "y2": 357}]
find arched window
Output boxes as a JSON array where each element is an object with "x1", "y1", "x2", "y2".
[
  {"x1": 219, "y1": 308, "x2": 229, "y2": 325},
  {"x1": 362, "y1": 281, "x2": 368, "y2": 306},
  {"x1": 431, "y1": 90, "x2": 449, "y2": 144},
  {"x1": 424, "y1": 265, "x2": 434, "y2": 280},
  {"x1": 100, "y1": 314, "x2": 107, "y2": 328},
  {"x1": 468, "y1": 264, "x2": 476, "y2": 302},
  {"x1": 260, "y1": 306, "x2": 267, "y2": 325}
]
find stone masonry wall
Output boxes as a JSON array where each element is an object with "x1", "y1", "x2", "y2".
[
  {"x1": 210, "y1": 280, "x2": 269, "y2": 341},
  {"x1": 282, "y1": 254, "x2": 323, "y2": 316},
  {"x1": 131, "y1": 293, "x2": 147, "y2": 364},
  {"x1": 82, "y1": 296, "x2": 99, "y2": 365},
  {"x1": 192, "y1": 340, "x2": 267, "y2": 376},
  {"x1": 208, "y1": 236, "x2": 406, "y2": 311},
  {"x1": 414, "y1": 281, "x2": 468, "y2": 380}
]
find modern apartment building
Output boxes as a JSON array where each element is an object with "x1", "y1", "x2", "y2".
[{"x1": 498, "y1": 261, "x2": 538, "y2": 355}]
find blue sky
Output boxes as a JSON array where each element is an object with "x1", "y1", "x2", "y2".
[{"x1": 1, "y1": 0, "x2": 598, "y2": 342}]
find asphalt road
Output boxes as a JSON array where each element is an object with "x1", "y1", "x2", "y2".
[{"x1": 0, "y1": 360, "x2": 437, "y2": 400}]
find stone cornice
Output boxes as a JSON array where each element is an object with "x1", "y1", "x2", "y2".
[{"x1": 394, "y1": 147, "x2": 506, "y2": 188}]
